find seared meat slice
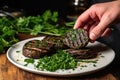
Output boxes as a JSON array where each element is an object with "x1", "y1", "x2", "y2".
[
  {"x1": 23, "y1": 36, "x2": 68, "y2": 59},
  {"x1": 23, "y1": 40, "x2": 55, "y2": 58},
  {"x1": 65, "y1": 49, "x2": 98, "y2": 59},
  {"x1": 43, "y1": 36, "x2": 68, "y2": 49},
  {"x1": 63, "y1": 28, "x2": 89, "y2": 49}
]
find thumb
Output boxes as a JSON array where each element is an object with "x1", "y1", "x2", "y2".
[
  {"x1": 89, "y1": 15, "x2": 113, "y2": 41},
  {"x1": 89, "y1": 26, "x2": 105, "y2": 41}
]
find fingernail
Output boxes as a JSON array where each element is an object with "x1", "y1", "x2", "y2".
[
  {"x1": 73, "y1": 27, "x2": 77, "y2": 29},
  {"x1": 90, "y1": 33, "x2": 96, "y2": 40}
]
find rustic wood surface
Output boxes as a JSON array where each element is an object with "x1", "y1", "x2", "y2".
[{"x1": 0, "y1": 53, "x2": 119, "y2": 80}]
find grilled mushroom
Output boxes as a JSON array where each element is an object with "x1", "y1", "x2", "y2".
[
  {"x1": 23, "y1": 36, "x2": 68, "y2": 58},
  {"x1": 23, "y1": 40, "x2": 55, "y2": 58},
  {"x1": 65, "y1": 49, "x2": 98, "y2": 59},
  {"x1": 63, "y1": 28, "x2": 89, "y2": 49}
]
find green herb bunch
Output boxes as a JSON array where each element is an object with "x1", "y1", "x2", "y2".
[
  {"x1": 0, "y1": 17, "x2": 19, "y2": 52},
  {"x1": 0, "y1": 10, "x2": 75, "y2": 53},
  {"x1": 14, "y1": 10, "x2": 74, "y2": 36}
]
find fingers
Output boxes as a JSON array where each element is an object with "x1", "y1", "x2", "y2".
[
  {"x1": 74, "y1": 13, "x2": 112, "y2": 41},
  {"x1": 73, "y1": 5, "x2": 100, "y2": 30},
  {"x1": 89, "y1": 14, "x2": 113, "y2": 40},
  {"x1": 101, "y1": 28, "x2": 111, "y2": 37},
  {"x1": 73, "y1": 4, "x2": 114, "y2": 41},
  {"x1": 73, "y1": 9, "x2": 91, "y2": 29},
  {"x1": 89, "y1": 28, "x2": 111, "y2": 43}
]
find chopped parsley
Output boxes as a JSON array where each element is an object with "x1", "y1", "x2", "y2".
[
  {"x1": 24, "y1": 49, "x2": 99, "y2": 72},
  {"x1": 35, "y1": 50, "x2": 77, "y2": 71},
  {"x1": 24, "y1": 58, "x2": 35, "y2": 66}
]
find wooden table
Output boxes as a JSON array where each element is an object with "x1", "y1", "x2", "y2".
[{"x1": 0, "y1": 53, "x2": 120, "y2": 80}]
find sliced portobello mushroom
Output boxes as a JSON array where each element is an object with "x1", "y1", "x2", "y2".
[
  {"x1": 22, "y1": 36, "x2": 68, "y2": 59},
  {"x1": 63, "y1": 28, "x2": 89, "y2": 49},
  {"x1": 23, "y1": 40, "x2": 55, "y2": 59},
  {"x1": 65, "y1": 49, "x2": 98, "y2": 59}
]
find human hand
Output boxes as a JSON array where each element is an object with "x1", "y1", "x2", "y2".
[{"x1": 74, "y1": 1, "x2": 120, "y2": 41}]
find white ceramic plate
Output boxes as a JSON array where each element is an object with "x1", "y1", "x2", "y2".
[{"x1": 6, "y1": 36, "x2": 115, "y2": 77}]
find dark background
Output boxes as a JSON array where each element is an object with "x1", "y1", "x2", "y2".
[
  {"x1": 0, "y1": 0, "x2": 69, "y2": 20},
  {"x1": 0, "y1": 0, "x2": 111, "y2": 19}
]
